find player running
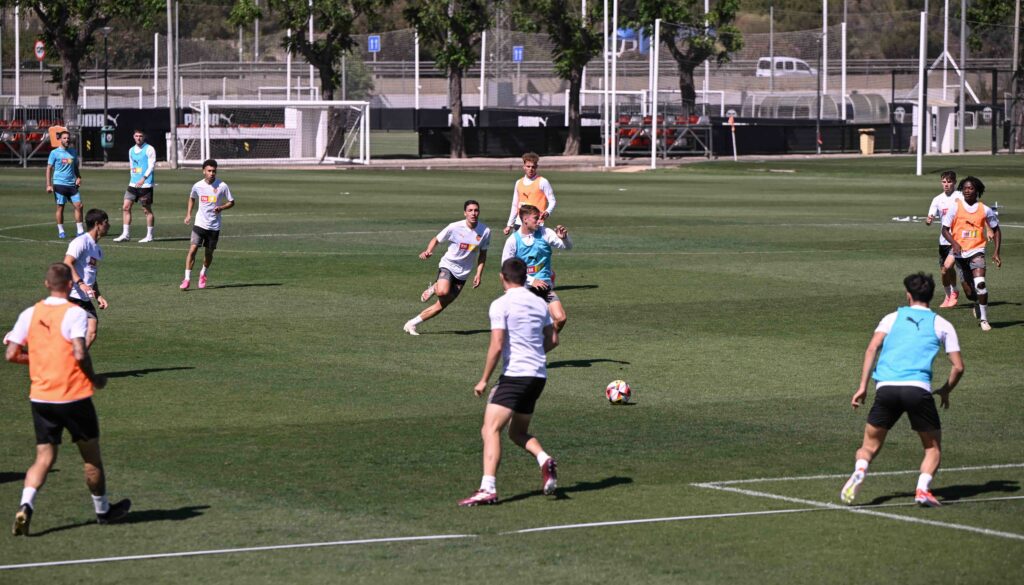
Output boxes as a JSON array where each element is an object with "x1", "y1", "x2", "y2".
[
  {"x1": 113, "y1": 129, "x2": 157, "y2": 243},
  {"x1": 404, "y1": 200, "x2": 490, "y2": 336},
  {"x1": 501, "y1": 205, "x2": 573, "y2": 332},
  {"x1": 64, "y1": 209, "x2": 111, "y2": 347},
  {"x1": 45, "y1": 128, "x2": 84, "y2": 239},
  {"x1": 5, "y1": 263, "x2": 131, "y2": 536},
  {"x1": 503, "y1": 152, "x2": 556, "y2": 235},
  {"x1": 459, "y1": 258, "x2": 560, "y2": 506},
  {"x1": 181, "y1": 159, "x2": 235, "y2": 290},
  {"x1": 925, "y1": 170, "x2": 963, "y2": 308},
  {"x1": 940, "y1": 176, "x2": 1002, "y2": 331},
  {"x1": 840, "y1": 273, "x2": 964, "y2": 508}
]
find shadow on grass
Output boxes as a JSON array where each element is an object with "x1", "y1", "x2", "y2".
[
  {"x1": 554, "y1": 285, "x2": 599, "y2": 292},
  {"x1": 991, "y1": 320, "x2": 1024, "y2": 329},
  {"x1": 863, "y1": 479, "x2": 1020, "y2": 506},
  {"x1": 30, "y1": 505, "x2": 210, "y2": 537},
  {"x1": 104, "y1": 366, "x2": 195, "y2": 379},
  {"x1": 549, "y1": 358, "x2": 631, "y2": 369},
  {"x1": 429, "y1": 329, "x2": 491, "y2": 336},
  {"x1": 204, "y1": 283, "x2": 283, "y2": 290},
  {"x1": 152, "y1": 237, "x2": 191, "y2": 242},
  {"x1": 500, "y1": 476, "x2": 634, "y2": 505},
  {"x1": 0, "y1": 471, "x2": 26, "y2": 485}
]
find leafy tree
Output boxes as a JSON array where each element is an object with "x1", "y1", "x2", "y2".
[
  {"x1": 513, "y1": 0, "x2": 602, "y2": 155},
  {"x1": 405, "y1": 0, "x2": 493, "y2": 158},
  {"x1": 633, "y1": 0, "x2": 743, "y2": 117},
  {"x1": 967, "y1": 0, "x2": 1022, "y2": 148},
  {"x1": 0, "y1": 1, "x2": 161, "y2": 130}
]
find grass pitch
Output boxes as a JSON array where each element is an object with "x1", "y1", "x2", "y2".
[{"x1": 1, "y1": 155, "x2": 1022, "y2": 583}]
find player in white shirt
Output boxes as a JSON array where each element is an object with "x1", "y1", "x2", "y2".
[
  {"x1": 63, "y1": 209, "x2": 110, "y2": 347},
  {"x1": 458, "y1": 258, "x2": 560, "y2": 507},
  {"x1": 404, "y1": 200, "x2": 490, "y2": 335},
  {"x1": 503, "y1": 152, "x2": 556, "y2": 235},
  {"x1": 181, "y1": 159, "x2": 235, "y2": 290},
  {"x1": 925, "y1": 171, "x2": 963, "y2": 308},
  {"x1": 114, "y1": 129, "x2": 158, "y2": 243},
  {"x1": 501, "y1": 204, "x2": 573, "y2": 332},
  {"x1": 941, "y1": 176, "x2": 1002, "y2": 330}
]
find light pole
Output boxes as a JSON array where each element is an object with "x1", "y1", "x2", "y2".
[{"x1": 101, "y1": 26, "x2": 113, "y2": 163}]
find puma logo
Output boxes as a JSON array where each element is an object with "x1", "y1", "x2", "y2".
[{"x1": 905, "y1": 316, "x2": 924, "y2": 330}]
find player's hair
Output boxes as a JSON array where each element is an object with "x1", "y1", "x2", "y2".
[
  {"x1": 202, "y1": 159, "x2": 219, "y2": 170},
  {"x1": 904, "y1": 272, "x2": 935, "y2": 303},
  {"x1": 56, "y1": 130, "x2": 69, "y2": 139},
  {"x1": 940, "y1": 170, "x2": 956, "y2": 182},
  {"x1": 957, "y1": 176, "x2": 985, "y2": 197},
  {"x1": 45, "y1": 262, "x2": 72, "y2": 288},
  {"x1": 522, "y1": 152, "x2": 540, "y2": 164},
  {"x1": 133, "y1": 128, "x2": 146, "y2": 136},
  {"x1": 464, "y1": 199, "x2": 479, "y2": 210},
  {"x1": 519, "y1": 204, "x2": 541, "y2": 219},
  {"x1": 501, "y1": 258, "x2": 528, "y2": 286},
  {"x1": 85, "y1": 208, "x2": 109, "y2": 230}
]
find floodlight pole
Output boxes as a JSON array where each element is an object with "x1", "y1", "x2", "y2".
[
  {"x1": 14, "y1": 5, "x2": 20, "y2": 107},
  {"x1": 603, "y1": 0, "x2": 609, "y2": 168},
  {"x1": 841, "y1": 0, "x2": 847, "y2": 120},
  {"x1": 769, "y1": 3, "x2": 775, "y2": 93},
  {"x1": 821, "y1": 0, "x2": 828, "y2": 112},
  {"x1": 916, "y1": 10, "x2": 927, "y2": 176},
  {"x1": 611, "y1": 0, "x2": 618, "y2": 168},
  {"x1": 309, "y1": 0, "x2": 314, "y2": 98},
  {"x1": 286, "y1": 29, "x2": 292, "y2": 100},
  {"x1": 651, "y1": 19, "x2": 661, "y2": 170},
  {"x1": 167, "y1": 0, "x2": 178, "y2": 169},
  {"x1": 958, "y1": 0, "x2": 966, "y2": 153},
  {"x1": 414, "y1": 31, "x2": 420, "y2": 111},
  {"x1": 480, "y1": 31, "x2": 486, "y2": 111}
]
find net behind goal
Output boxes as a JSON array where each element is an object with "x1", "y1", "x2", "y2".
[{"x1": 177, "y1": 100, "x2": 370, "y2": 166}]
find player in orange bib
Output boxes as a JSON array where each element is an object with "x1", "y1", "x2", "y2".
[
  {"x1": 503, "y1": 152, "x2": 556, "y2": 236},
  {"x1": 941, "y1": 176, "x2": 1002, "y2": 331},
  {"x1": 4, "y1": 263, "x2": 131, "y2": 536}
]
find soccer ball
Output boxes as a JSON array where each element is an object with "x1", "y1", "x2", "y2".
[{"x1": 605, "y1": 380, "x2": 631, "y2": 404}]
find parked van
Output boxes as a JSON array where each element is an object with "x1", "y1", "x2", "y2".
[{"x1": 756, "y1": 57, "x2": 817, "y2": 77}]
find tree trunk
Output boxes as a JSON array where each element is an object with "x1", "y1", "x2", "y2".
[
  {"x1": 449, "y1": 66, "x2": 465, "y2": 158},
  {"x1": 1014, "y1": 72, "x2": 1023, "y2": 151},
  {"x1": 61, "y1": 55, "x2": 82, "y2": 133},
  {"x1": 676, "y1": 63, "x2": 696, "y2": 119},
  {"x1": 563, "y1": 66, "x2": 583, "y2": 156},
  {"x1": 320, "y1": 72, "x2": 346, "y2": 158}
]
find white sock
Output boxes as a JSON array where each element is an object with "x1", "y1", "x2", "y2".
[
  {"x1": 121, "y1": 225, "x2": 130, "y2": 237},
  {"x1": 408, "y1": 316, "x2": 424, "y2": 326},
  {"x1": 855, "y1": 459, "x2": 869, "y2": 475},
  {"x1": 146, "y1": 226, "x2": 154, "y2": 237},
  {"x1": 92, "y1": 494, "x2": 110, "y2": 514},
  {"x1": 200, "y1": 266, "x2": 208, "y2": 276},
  {"x1": 978, "y1": 304, "x2": 988, "y2": 321},
  {"x1": 76, "y1": 222, "x2": 84, "y2": 234},
  {"x1": 57, "y1": 224, "x2": 65, "y2": 234},
  {"x1": 20, "y1": 487, "x2": 37, "y2": 509},
  {"x1": 185, "y1": 269, "x2": 192, "y2": 280},
  {"x1": 917, "y1": 473, "x2": 933, "y2": 492},
  {"x1": 480, "y1": 475, "x2": 496, "y2": 493},
  {"x1": 536, "y1": 452, "x2": 551, "y2": 467}
]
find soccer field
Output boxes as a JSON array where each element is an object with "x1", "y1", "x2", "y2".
[{"x1": 1, "y1": 156, "x2": 1021, "y2": 583}]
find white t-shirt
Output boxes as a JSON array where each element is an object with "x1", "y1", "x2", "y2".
[
  {"x1": 65, "y1": 233, "x2": 103, "y2": 301},
  {"x1": 507, "y1": 176, "x2": 556, "y2": 227},
  {"x1": 940, "y1": 200, "x2": 999, "y2": 258},
  {"x1": 489, "y1": 286, "x2": 553, "y2": 378},
  {"x1": 874, "y1": 306, "x2": 960, "y2": 392},
  {"x1": 190, "y1": 178, "x2": 234, "y2": 231},
  {"x1": 5, "y1": 297, "x2": 89, "y2": 348},
  {"x1": 927, "y1": 190, "x2": 963, "y2": 245},
  {"x1": 436, "y1": 220, "x2": 491, "y2": 280},
  {"x1": 500, "y1": 227, "x2": 573, "y2": 284}
]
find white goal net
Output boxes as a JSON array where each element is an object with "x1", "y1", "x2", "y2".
[{"x1": 176, "y1": 100, "x2": 370, "y2": 166}]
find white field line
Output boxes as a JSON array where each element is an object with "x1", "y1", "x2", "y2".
[
  {"x1": 510, "y1": 495, "x2": 1024, "y2": 535},
  {"x1": 702, "y1": 463, "x2": 1024, "y2": 486},
  {"x1": 0, "y1": 533, "x2": 475, "y2": 572},
  {"x1": 0, "y1": 222, "x2": 53, "y2": 232}
]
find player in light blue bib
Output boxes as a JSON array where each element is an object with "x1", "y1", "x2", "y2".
[
  {"x1": 114, "y1": 129, "x2": 157, "y2": 243},
  {"x1": 45, "y1": 129, "x2": 84, "y2": 239}
]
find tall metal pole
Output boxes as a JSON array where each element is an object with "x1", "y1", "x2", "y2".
[
  {"x1": 817, "y1": 33, "x2": 823, "y2": 154},
  {"x1": 414, "y1": 31, "x2": 420, "y2": 111},
  {"x1": 480, "y1": 31, "x2": 487, "y2": 110},
  {"x1": 958, "y1": 0, "x2": 966, "y2": 153},
  {"x1": 0, "y1": 8, "x2": 5, "y2": 97},
  {"x1": 841, "y1": 0, "x2": 847, "y2": 120},
  {"x1": 167, "y1": 0, "x2": 178, "y2": 169},
  {"x1": 286, "y1": 29, "x2": 292, "y2": 100},
  {"x1": 154, "y1": 33, "x2": 159, "y2": 107},
  {"x1": 1014, "y1": 0, "x2": 1021, "y2": 79},
  {"x1": 255, "y1": 0, "x2": 260, "y2": 61},
  {"x1": 308, "y1": 0, "x2": 314, "y2": 99},
  {"x1": 917, "y1": 10, "x2": 927, "y2": 176},
  {"x1": 603, "y1": 0, "x2": 609, "y2": 167},
  {"x1": 650, "y1": 19, "x2": 661, "y2": 169},
  {"x1": 14, "y1": 4, "x2": 20, "y2": 107},
  {"x1": 703, "y1": 0, "x2": 709, "y2": 115},
  {"x1": 822, "y1": 0, "x2": 828, "y2": 111},
  {"x1": 769, "y1": 3, "x2": 774, "y2": 93},
  {"x1": 611, "y1": 0, "x2": 618, "y2": 167}
]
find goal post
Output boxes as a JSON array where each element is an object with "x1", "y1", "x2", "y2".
[{"x1": 176, "y1": 100, "x2": 370, "y2": 166}]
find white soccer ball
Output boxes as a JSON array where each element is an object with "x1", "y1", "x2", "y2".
[{"x1": 605, "y1": 380, "x2": 632, "y2": 404}]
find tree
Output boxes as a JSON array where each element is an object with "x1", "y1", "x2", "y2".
[
  {"x1": 513, "y1": 0, "x2": 602, "y2": 155},
  {"x1": 967, "y1": 0, "x2": 1022, "y2": 149},
  {"x1": 634, "y1": 0, "x2": 742, "y2": 118},
  {"x1": 405, "y1": 0, "x2": 493, "y2": 158},
  {"x1": 0, "y1": 1, "x2": 161, "y2": 132}
]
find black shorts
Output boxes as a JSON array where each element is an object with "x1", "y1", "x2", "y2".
[
  {"x1": 955, "y1": 254, "x2": 986, "y2": 277},
  {"x1": 436, "y1": 268, "x2": 466, "y2": 300},
  {"x1": 69, "y1": 296, "x2": 98, "y2": 320},
  {"x1": 191, "y1": 226, "x2": 220, "y2": 250},
  {"x1": 867, "y1": 385, "x2": 941, "y2": 432},
  {"x1": 938, "y1": 245, "x2": 952, "y2": 266},
  {"x1": 488, "y1": 375, "x2": 547, "y2": 415},
  {"x1": 31, "y1": 398, "x2": 100, "y2": 445},
  {"x1": 124, "y1": 186, "x2": 154, "y2": 206}
]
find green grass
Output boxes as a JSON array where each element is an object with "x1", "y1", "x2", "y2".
[{"x1": 1, "y1": 155, "x2": 1022, "y2": 583}]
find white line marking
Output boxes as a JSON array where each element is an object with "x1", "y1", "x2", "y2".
[
  {"x1": 696, "y1": 483, "x2": 1024, "y2": 542},
  {"x1": 702, "y1": 463, "x2": 1024, "y2": 486},
  {"x1": 0, "y1": 222, "x2": 52, "y2": 232},
  {"x1": 0, "y1": 534, "x2": 475, "y2": 571}
]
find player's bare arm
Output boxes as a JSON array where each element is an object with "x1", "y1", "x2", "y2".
[
  {"x1": 934, "y1": 351, "x2": 964, "y2": 409},
  {"x1": 214, "y1": 200, "x2": 235, "y2": 214},
  {"x1": 419, "y1": 237, "x2": 440, "y2": 260},
  {"x1": 184, "y1": 197, "x2": 194, "y2": 224},
  {"x1": 5, "y1": 340, "x2": 29, "y2": 365},
  {"x1": 72, "y1": 337, "x2": 106, "y2": 389},
  {"x1": 991, "y1": 226, "x2": 1002, "y2": 267},
  {"x1": 940, "y1": 226, "x2": 961, "y2": 255},
  {"x1": 63, "y1": 254, "x2": 94, "y2": 298},
  {"x1": 46, "y1": 165, "x2": 54, "y2": 192},
  {"x1": 543, "y1": 325, "x2": 558, "y2": 353},
  {"x1": 852, "y1": 331, "x2": 886, "y2": 409},
  {"x1": 472, "y1": 249, "x2": 487, "y2": 288},
  {"x1": 474, "y1": 329, "x2": 504, "y2": 396}
]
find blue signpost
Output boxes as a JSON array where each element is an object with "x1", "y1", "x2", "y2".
[
  {"x1": 368, "y1": 35, "x2": 381, "y2": 53},
  {"x1": 512, "y1": 46, "x2": 524, "y2": 63}
]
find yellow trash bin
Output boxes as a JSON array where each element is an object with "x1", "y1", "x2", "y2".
[{"x1": 858, "y1": 128, "x2": 876, "y2": 155}]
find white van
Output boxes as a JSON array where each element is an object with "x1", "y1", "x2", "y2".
[{"x1": 756, "y1": 57, "x2": 817, "y2": 77}]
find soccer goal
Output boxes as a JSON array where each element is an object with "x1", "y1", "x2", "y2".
[{"x1": 176, "y1": 100, "x2": 370, "y2": 166}]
